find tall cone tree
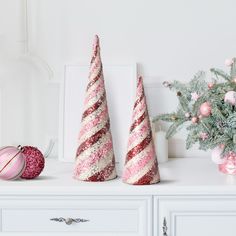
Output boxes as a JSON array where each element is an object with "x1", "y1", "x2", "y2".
[
  {"x1": 74, "y1": 35, "x2": 117, "y2": 181},
  {"x1": 123, "y1": 77, "x2": 160, "y2": 185}
]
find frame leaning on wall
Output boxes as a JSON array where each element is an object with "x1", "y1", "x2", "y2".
[{"x1": 58, "y1": 64, "x2": 137, "y2": 167}]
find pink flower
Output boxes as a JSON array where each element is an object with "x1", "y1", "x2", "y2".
[
  {"x1": 200, "y1": 132, "x2": 208, "y2": 141},
  {"x1": 191, "y1": 92, "x2": 200, "y2": 101}
]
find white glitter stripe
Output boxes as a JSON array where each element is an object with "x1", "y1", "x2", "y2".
[
  {"x1": 126, "y1": 158, "x2": 155, "y2": 184},
  {"x1": 125, "y1": 142, "x2": 153, "y2": 170},
  {"x1": 79, "y1": 115, "x2": 108, "y2": 144},
  {"x1": 86, "y1": 75, "x2": 101, "y2": 94},
  {"x1": 77, "y1": 150, "x2": 114, "y2": 180},
  {"x1": 127, "y1": 117, "x2": 149, "y2": 151},
  {"x1": 76, "y1": 132, "x2": 112, "y2": 162},
  {"x1": 84, "y1": 86, "x2": 105, "y2": 110}
]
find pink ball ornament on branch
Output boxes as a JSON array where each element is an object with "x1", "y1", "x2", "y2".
[
  {"x1": 199, "y1": 102, "x2": 212, "y2": 117},
  {"x1": 224, "y1": 91, "x2": 236, "y2": 105}
]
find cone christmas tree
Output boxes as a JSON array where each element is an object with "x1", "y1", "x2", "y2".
[
  {"x1": 122, "y1": 76, "x2": 160, "y2": 185},
  {"x1": 74, "y1": 35, "x2": 117, "y2": 181}
]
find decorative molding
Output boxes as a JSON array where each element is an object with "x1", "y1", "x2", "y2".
[{"x1": 21, "y1": 0, "x2": 54, "y2": 81}]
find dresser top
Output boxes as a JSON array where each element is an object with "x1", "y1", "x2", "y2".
[{"x1": 0, "y1": 157, "x2": 236, "y2": 195}]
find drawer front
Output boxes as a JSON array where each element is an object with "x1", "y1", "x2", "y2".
[
  {"x1": 0, "y1": 196, "x2": 151, "y2": 236},
  {"x1": 155, "y1": 196, "x2": 236, "y2": 236}
]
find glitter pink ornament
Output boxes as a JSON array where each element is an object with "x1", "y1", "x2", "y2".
[
  {"x1": 0, "y1": 146, "x2": 26, "y2": 180},
  {"x1": 199, "y1": 102, "x2": 211, "y2": 117},
  {"x1": 122, "y1": 77, "x2": 160, "y2": 185},
  {"x1": 74, "y1": 35, "x2": 117, "y2": 182},
  {"x1": 21, "y1": 146, "x2": 45, "y2": 179},
  {"x1": 224, "y1": 91, "x2": 236, "y2": 105}
]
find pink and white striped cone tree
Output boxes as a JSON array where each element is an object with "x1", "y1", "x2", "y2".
[
  {"x1": 122, "y1": 76, "x2": 160, "y2": 185},
  {"x1": 74, "y1": 35, "x2": 117, "y2": 181}
]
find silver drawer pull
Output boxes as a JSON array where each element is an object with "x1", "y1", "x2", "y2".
[
  {"x1": 163, "y1": 217, "x2": 168, "y2": 236},
  {"x1": 50, "y1": 217, "x2": 89, "y2": 225}
]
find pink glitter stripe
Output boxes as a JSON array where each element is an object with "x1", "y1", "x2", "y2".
[
  {"x1": 128, "y1": 120, "x2": 148, "y2": 147},
  {"x1": 78, "y1": 107, "x2": 108, "y2": 139},
  {"x1": 122, "y1": 148, "x2": 155, "y2": 180},
  {"x1": 75, "y1": 140, "x2": 113, "y2": 174},
  {"x1": 84, "y1": 78, "x2": 104, "y2": 105}
]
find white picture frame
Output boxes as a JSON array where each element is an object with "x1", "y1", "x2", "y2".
[{"x1": 59, "y1": 64, "x2": 137, "y2": 167}]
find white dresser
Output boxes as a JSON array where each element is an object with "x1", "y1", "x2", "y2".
[{"x1": 0, "y1": 157, "x2": 236, "y2": 236}]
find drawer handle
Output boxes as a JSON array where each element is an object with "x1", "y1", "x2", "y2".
[
  {"x1": 50, "y1": 217, "x2": 89, "y2": 225},
  {"x1": 163, "y1": 217, "x2": 168, "y2": 236}
]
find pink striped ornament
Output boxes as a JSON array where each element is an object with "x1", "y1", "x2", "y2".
[
  {"x1": 74, "y1": 35, "x2": 117, "y2": 182},
  {"x1": 0, "y1": 146, "x2": 26, "y2": 180},
  {"x1": 122, "y1": 77, "x2": 160, "y2": 185}
]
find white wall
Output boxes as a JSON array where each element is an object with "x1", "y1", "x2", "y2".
[{"x1": 1, "y1": 0, "x2": 236, "y2": 158}]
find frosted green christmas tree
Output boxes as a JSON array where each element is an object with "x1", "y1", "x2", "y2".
[{"x1": 153, "y1": 58, "x2": 236, "y2": 156}]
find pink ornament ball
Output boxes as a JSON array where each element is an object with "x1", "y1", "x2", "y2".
[
  {"x1": 208, "y1": 83, "x2": 214, "y2": 89},
  {"x1": 191, "y1": 116, "x2": 198, "y2": 123},
  {"x1": 199, "y1": 102, "x2": 212, "y2": 117},
  {"x1": 0, "y1": 146, "x2": 26, "y2": 180},
  {"x1": 224, "y1": 91, "x2": 236, "y2": 105},
  {"x1": 211, "y1": 146, "x2": 224, "y2": 164},
  {"x1": 21, "y1": 146, "x2": 45, "y2": 179}
]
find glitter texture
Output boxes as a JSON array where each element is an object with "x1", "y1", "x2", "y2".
[
  {"x1": 122, "y1": 77, "x2": 160, "y2": 185},
  {"x1": 74, "y1": 35, "x2": 116, "y2": 182},
  {"x1": 21, "y1": 146, "x2": 45, "y2": 179}
]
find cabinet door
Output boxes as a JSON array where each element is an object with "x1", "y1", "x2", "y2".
[{"x1": 155, "y1": 196, "x2": 236, "y2": 236}]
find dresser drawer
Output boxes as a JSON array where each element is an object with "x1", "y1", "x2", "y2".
[
  {"x1": 0, "y1": 196, "x2": 151, "y2": 236},
  {"x1": 155, "y1": 196, "x2": 236, "y2": 236}
]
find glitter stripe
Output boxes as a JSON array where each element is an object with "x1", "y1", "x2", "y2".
[
  {"x1": 132, "y1": 97, "x2": 145, "y2": 120},
  {"x1": 81, "y1": 101, "x2": 106, "y2": 126},
  {"x1": 126, "y1": 131, "x2": 152, "y2": 163},
  {"x1": 77, "y1": 132, "x2": 111, "y2": 162},
  {"x1": 87, "y1": 67, "x2": 102, "y2": 90},
  {"x1": 82, "y1": 92, "x2": 105, "y2": 119},
  {"x1": 128, "y1": 118, "x2": 149, "y2": 150},
  {"x1": 123, "y1": 147, "x2": 155, "y2": 180},
  {"x1": 133, "y1": 163, "x2": 157, "y2": 185},
  {"x1": 84, "y1": 78, "x2": 104, "y2": 105},
  {"x1": 125, "y1": 142, "x2": 153, "y2": 169},
  {"x1": 87, "y1": 158, "x2": 116, "y2": 181},
  {"x1": 134, "y1": 92, "x2": 144, "y2": 109},
  {"x1": 75, "y1": 140, "x2": 112, "y2": 174},
  {"x1": 76, "y1": 120, "x2": 110, "y2": 156},
  {"x1": 79, "y1": 107, "x2": 108, "y2": 140},
  {"x1": 130, "y1": 111, "x2": 147, "y2": 132}
]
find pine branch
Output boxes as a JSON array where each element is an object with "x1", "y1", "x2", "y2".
[
  {"x1": 166, "y1": 120, "x2": 185, "y2": 138},
  {"x1": 153, "y1": 113, "x2": 177, "y2": 122},
  {"x1": 210, "y1": 68, "x2": 231, "y2": 81}
]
